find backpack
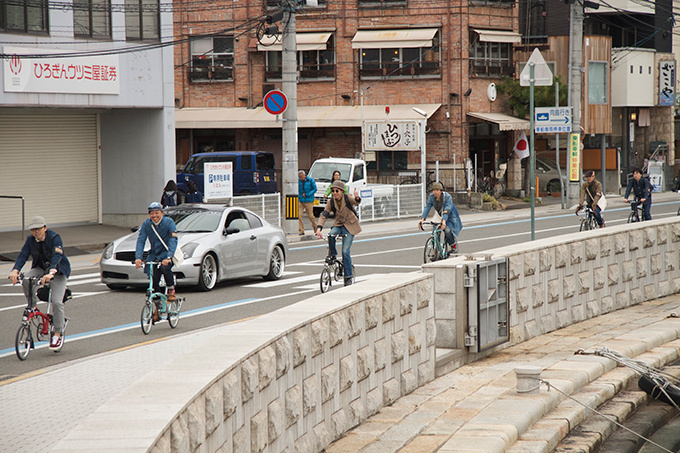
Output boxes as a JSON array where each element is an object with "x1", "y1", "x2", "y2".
[{"x1": 328, "y1": 194, "x2": 359, "y2": 219}]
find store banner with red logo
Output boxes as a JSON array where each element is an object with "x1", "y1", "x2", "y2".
[{"x1": 3, "y1": 46, "x2": 120, "y2": 95}]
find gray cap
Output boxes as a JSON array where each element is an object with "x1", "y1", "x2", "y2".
[{"x1": 28, "y1": 216, "x2": 46, "y2": 230}]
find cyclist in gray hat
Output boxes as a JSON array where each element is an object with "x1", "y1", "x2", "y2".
[{"x1": 8, "y1": 216, "x2": 71, "y2": 350}]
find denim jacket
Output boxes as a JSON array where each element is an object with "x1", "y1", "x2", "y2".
[{"x1": 13, "y1": 230, "x2": 71, "y2": 277}]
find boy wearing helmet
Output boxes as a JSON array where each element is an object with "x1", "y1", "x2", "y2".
[
  {"x1": 418, "y1": 182, "x2": 463, "y2": 253},
  {"x1": 135, "y1": 202, "x2": 179, "y2": 320}
]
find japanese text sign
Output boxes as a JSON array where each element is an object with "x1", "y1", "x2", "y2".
[
  {"x1": 364, "y1": 121, "x2": 420, "y2": 151},
  {"x1": 568, "y1": 133, "x2": 581, "y2": 182},
  {"x1": 4, "y1": 46, "x2": 120, "y2": 95},
  {"x1": 658, "y1": 60, "x2": 675, "y2": 106},
  {"x1": 204, "y1": 162, "x2": 233, "y2": 200}
]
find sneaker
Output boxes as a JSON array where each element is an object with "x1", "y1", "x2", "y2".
[
  {"x1": 451, "y1": 243, "x2": 458, "y2": 254},
  {"x1": 167, "y1": 290, "x2": 177, "y2": 302},
  {"x1": 600, "y1": 222, "x2": 606, "y2": 229},
  {"x1": 344, "y1": 277, "x2": 353, "y2": 287},
  {"x1": 299, "y1": 232, "x2": 305, "y2": 236},
  {"x1": 49, "y1": 335, "x2": 62, "y2": 350}
]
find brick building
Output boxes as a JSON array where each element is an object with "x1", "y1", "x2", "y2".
[{"x1": 173, "y1": 0, "x2": 527, "y2": 191}]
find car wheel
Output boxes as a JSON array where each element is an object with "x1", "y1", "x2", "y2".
[
  {"x1": 546, "y1": 179, "x2": 562, "y2": 194},
  {"x1": 196, "y1": 254, "x2": 218, "y2": 291},
  {"x1": 106, "y1": 284, "x2": 127, "y2": 291},
  {"x1": 264, "y1": 245, "x2": 285, "y2": 281}
]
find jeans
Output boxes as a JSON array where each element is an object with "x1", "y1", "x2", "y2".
[
  {"x1": 593, "y1": 205, "x2": 604, "y2": 227},
  {"x1": 152, "y1": 262, "x2": 175, "y2": 293},
  {"x1": 642, "y1": 200, "x2": 652, "y2": 221},
  {"x1": 328, "y1": 226, "x2": 354, "y2": 278},
  {"x1": 442, "y1": 225, "x2": 456, "y2": 247},
  {"x1": 23, "y1": 267, "x2": 67, "y2": 332}
]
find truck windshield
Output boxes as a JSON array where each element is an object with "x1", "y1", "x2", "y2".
[{"x1": 308, "y1": 163, "x2": 352, "y2": 183}]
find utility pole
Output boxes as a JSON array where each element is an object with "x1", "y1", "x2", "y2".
[
  {"x1": 281, "y1": 2, "x2": 299, "y2": 234},
  {"x1": 567, "y1": 1, "x2": 584, "y2": 207}
]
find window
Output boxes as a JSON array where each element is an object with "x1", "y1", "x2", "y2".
[
  {"x1": 74, "y1": 0, "x2": 111, "y2": 38},
  {"x1": 353, "y1": 164, "x2": 364, "y2": 182},
  {"x1": 358, "y1": 0, "x2": 407, "y2": 6},
  {"x1": 125, "y1": 0, "x2": 159, "y2": 41},
  {"x1": 469, "y1": 39, "x2": 513, "y2": 78},
  {"x1": 190, "y1": 36, "x2": 234, "y2": 82},
  {"x1": 358, "y1": 32, "x2": 441, "y2": 79},
  {"x1": 0, "y1": 0, "x2": 48, "y2": 33},
  {"x1": 265, "y1": 35, "x2": 335, "y2": 81},
  {"x1": 366, "y1": 151, "x2": 408, "y2": 172},
  {"x1": 588, "y1": 61, "x2": 608, "y2": 104},
  {"x1": 266, "y1": 0, "x2": 325, "y2": 6}
]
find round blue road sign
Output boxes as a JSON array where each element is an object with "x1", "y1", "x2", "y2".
[{"x1": 263, "y1": 90, "x2": 288, "y2": 115}]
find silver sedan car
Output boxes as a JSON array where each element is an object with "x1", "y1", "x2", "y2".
[{"x1": 100, "y1": 205, "x2": 287, "y2": 291}]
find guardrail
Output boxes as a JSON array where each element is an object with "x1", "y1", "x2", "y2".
[{"x1": 0, "y1": 195, "x2": 25, "y2": 239}]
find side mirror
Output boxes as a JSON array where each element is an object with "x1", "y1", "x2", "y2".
[
  {"x1": 131, "y1": 226, "x2": 140, "y2": 232},
  {"x1": 224, "y1": 227, "x2": 239, "y2": 236}
]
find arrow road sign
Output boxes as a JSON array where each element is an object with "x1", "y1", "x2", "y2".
[{"x1": 534, "y1": 106, "x2": 572, "y2": 133}]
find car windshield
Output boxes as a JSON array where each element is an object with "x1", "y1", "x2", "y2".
[
  {"x1": 165, "y1": 209, "x2": 222, "y2": 233},
  {"x1": 308, "y1": 162, "x2": 352, "y2": 182}
]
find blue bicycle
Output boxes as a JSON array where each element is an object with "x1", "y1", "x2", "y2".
[
  {"x1": 421, "y1": 221, "x2": 458, "y2": 263},
  {"x1": 140, "y1": 262, "x2": 183, "y2": 334}
]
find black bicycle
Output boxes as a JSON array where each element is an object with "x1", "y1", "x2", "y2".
[
  {"x1": 319, "y1": 233, "x2": 355, "y2": 293},
  {"x1": 626, "y1": 198, "x2": 645, "y2": 223},
  {"x1": 578, "y1": 205, "x2": 598, "y2": 231}
]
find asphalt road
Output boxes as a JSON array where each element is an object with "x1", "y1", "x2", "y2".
[{"x1": 1, "y1": 199, "x2": 679, "y2": 379}]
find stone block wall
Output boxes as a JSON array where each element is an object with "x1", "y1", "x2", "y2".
[
  {"x1": 425, "y1": 218, "x2": 680, "y2": 356},
  {"x1": 61, "y1": 273, "x2": 434, "y2": 453}
]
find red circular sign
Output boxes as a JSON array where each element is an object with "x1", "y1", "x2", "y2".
[{"x1": 263, "y1": 90, "x2": 288, "y2": 115}]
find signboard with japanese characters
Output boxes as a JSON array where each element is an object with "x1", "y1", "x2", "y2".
[
  {"x1": 658, "y1": 60, "x2": 675, "y2": 106},
  {"x1": 3, "y1": 46, "x2": 120, "y2": 95},
  {"x1": 204, "y1": 162, "x2": 233, "y2": 200},
  {"x1": 568, "y1": 133, "x2": 581, "y2": 182},
  {"x1": 364, "y1": 121, "x2": 420, "y2": 151}
]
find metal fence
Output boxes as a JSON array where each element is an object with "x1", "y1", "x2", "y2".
[
  {"x1": 215, "y1": 193, "x2": 282, "y2": 227},
  {"x1": 224, "y1": 184, "x2": 423, "y2": 227},
  {"x1": 358, "y1": 184, "x2": 423, "y2": 222}
]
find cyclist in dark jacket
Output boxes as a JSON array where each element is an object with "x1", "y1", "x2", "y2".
[
  {"x1": 418, "y1": 182, "x2": 463, "y2": 252},
  {"x1": 623, "y1": 168, "x2": 652, "y2": 221},
  {"x1": 8, "y1": 216, "x2": 71, "y2": 350}
]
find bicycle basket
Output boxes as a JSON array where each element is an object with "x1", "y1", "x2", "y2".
[{"x1": 37, "y1": 286, "x2": 72, "y2": 303}]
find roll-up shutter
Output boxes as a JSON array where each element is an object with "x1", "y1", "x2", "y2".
[{"x1": 0, "y1": 114, "x2": 99, "y2": 230}]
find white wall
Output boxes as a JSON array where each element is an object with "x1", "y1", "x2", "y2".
[{"x1": 611, "y1": 49, "x2": 655, "y2": 107}]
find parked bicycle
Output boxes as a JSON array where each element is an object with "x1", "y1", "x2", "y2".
[
  {"x1": 14, "y1": 273, "x2": 71, "y2": 360},
  {"x1": 421, "y1": 221, "x2": 458, "y2": 263},
  {"x1": 319, "y1": 233, "x2": 355, "y2": 293},
  {"x1": 626, "y1": 198, "x2": 645, "y2": 223},
  {"x1": 578, "y1": 204, "x2": 598, "y2": 231},
  {"x1": 400, "y1": 170, "x2": 437, "y2": 193},
  {"x1": 476, "y1": 165, "x2": 507, "y2": 198},
  {"x1": 140, "y1": 262, "x2": 183, "y2": 334}
]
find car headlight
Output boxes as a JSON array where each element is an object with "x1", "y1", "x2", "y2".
[
  {"x1": 181, "y1": 242, "x2": 200, "y2": 259},
  {"x1": 102, "y1": 243, "x2": 114, "y2": 260}
]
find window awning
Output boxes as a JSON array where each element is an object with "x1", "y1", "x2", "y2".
[
  {"x1": 175, "y1": 104, "x2": 441, "y2": 129},
  {"x1": 257, "y1": 32, "x2": 332, "y2": 51},
  {"x1": 351, "y1": 28, "x2": 438, "y2": 49},
  {"x1": 467, "y1": 112, "x2": 529, "y2": 131},
  {"x1": 473, "y1": 29, "x2": 521, "y2": 44}
]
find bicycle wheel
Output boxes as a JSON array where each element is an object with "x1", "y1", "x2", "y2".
[
  {"x1": 167, "y1": 300, "x2": 179, "y2": 329},
  {"x1": 424, "y1": 237, "x2": 438, "y2": 263},
  {"x1": 320, "y1": 267, "x2": 331, "y2": 293},
  {"x1": 492, "y1": 181, "x2": 505, "y2": 198},
  {"x1": 579, "y1": 218, "x2": 589, "y2": 231},
  {"x1": 140, "y1": 302, "x2": 153, "y2": 334},
  {"x1": 332, "y1": 261, "x2": 343, "y2": 282},
  {"x1": 15, "y1": 325, "x2": 31, "y2": 360},
  {"x1": 35, "y1": 318, "x2": 47, "y2": 342},
  {"x1": 627, "y1": 211, "x2": 639, "y2": 223}
]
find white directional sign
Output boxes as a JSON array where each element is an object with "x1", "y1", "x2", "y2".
[
  {"x1": 535, "y1": 107, "x2": 572, "y2": 133},
  {"x1": 520, "y1": 48, "x2": 553, "y2": 87}
]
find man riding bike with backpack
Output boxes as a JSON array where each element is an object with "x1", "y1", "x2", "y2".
[{"x1": 315, "y1": 180, "x2": 361, "y2": 286}]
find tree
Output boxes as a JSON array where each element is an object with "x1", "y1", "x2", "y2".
[{"x1": 496, "y1": 76, "x2": 568, "y2": 119}]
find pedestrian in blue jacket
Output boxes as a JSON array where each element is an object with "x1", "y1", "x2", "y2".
[
  {"x1": 9, "y1": 216, "x2": 71, "y2": 350},
  {"x1": 298, "y1": 170, "x2": 318, "y2": 235}
]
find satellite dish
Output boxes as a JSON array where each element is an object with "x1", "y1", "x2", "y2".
[{"x1": 487, "y1": 83, "x2": 497, "y2": 102}]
